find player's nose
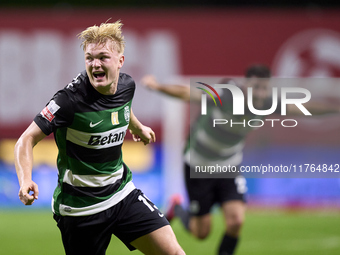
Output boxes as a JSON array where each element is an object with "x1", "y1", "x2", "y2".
[{"x1": 92, "y1": 58, "x2": 101, "y2": 68}]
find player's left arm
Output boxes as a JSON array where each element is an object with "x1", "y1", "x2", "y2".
[
  {"x1": 287, "y1": 101, "x2": 340, "y2": 116},
  {"x1": 128, "y1": 108, "x2": 156, "y2": 145},
  {"x1": 141, "y1": 74, "x2": 201, "y2": 102}
]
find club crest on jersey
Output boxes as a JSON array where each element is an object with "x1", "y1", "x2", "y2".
[
  {"x1": 111, "y1": 112, "x2": 119, "y2": 125},
  {"x1": 124, "y1": 106, "x2": 130, "y2": 123},
  {"x1": 40, "y1": 100, "x2": 60, "y2": 122}
]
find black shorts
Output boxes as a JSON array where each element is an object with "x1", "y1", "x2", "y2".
[
  {"x1": 53, "y1": 188, "x2": 169, "y2": 255},
  {"x1": 185, "y1": 163, "x2": 247, "y2": 216}
]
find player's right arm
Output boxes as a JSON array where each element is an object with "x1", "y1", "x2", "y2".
[
  {"x1": 14, "y1": 121, "x2": 46, "y2": 205},
  {"x1": 141, "y1": 75, "x2": 201, "y2": 102}
]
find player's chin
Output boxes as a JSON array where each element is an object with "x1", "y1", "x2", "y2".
[
  {"x1": 92, "y1": 80, "x2": 108, "y2": 88},
  {"x1": 93, "y1": 77, "x2": 105, "y2": 83}
]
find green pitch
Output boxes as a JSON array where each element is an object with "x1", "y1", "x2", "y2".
[{"x1": 1, "y1": 209, "x2": 339, "y2": 254}]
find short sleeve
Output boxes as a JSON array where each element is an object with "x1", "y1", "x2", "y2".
[{"x1": 34, "y1": 90, "x2": 74, "y2": 135}]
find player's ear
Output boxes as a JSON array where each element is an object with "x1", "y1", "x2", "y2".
[{"x1": 118, "y1": 55, "x2": 124, "y2": 69}]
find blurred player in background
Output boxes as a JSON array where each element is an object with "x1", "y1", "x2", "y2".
[
  {"x1": 142, "y1": 65, "x2": 271, "y2": 255},
  {"x1": 141, "y1": 65, "x2": 340, "y2": 255},
  {"x1": 14, "y1": 20, "x2": 185, "y2": 255}
]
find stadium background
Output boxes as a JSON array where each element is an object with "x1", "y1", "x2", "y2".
[{"x1": 0, "y1": 1, "x2": 340, "y2": 254}]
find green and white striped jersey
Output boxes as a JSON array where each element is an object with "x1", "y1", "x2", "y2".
[{"x1": 34, "y1": 71, "x2": 136, "y2": 216}]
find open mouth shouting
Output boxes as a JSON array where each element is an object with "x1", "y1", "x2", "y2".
[{"x1": 93, "y1": 71, "x2": 106, "y2": 80}]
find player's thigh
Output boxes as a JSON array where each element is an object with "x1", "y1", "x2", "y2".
[
  {"x1": 130, "y1": 225, "x2": 185, "y2": 255},
  {"x1": 113, "y1": 189, "x2": 170, "y2": 251},
  {"x1": 189, "y1": 213, "x2": 212, "y2": 239},
  {"x1": 217, "y1": 176, "x2": 247, "y2": 227},
  {"x1": 221, "y1": 200, "x2": 246, "y2": 228},
  {"x1": 53, "y1": 213, "x2": 112, "y2": 255}
]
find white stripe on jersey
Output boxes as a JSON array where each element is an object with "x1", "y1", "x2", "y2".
[
  {"x1": 184, "y1": 147, "x2": 243, "y2": 167},
  {"x1": 57, "y1": 181, "x2": 136, "y2": 216},
  {"x1": 63, "y1": 165, "x2": 124, "y2": 187},
  {"x1": 196, "y1": 128, "x2": 245, "y2": 156}
]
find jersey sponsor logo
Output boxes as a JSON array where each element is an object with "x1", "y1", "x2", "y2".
[
  {"x1": 67, "y1": 125, "x2": 128, "y2": 149},
  {"x1": 41, "y1": 107, "x2": 54, "y2": 122},
  {"x1": 124, "y1": 106, "x2": 130, "y2": 123},
  {"x1": 87, "y1": 130, "x2": 126, "y2": 146},
  {"x1": 89, "y1": 120, "x2": 103, "y2": 128},
  {"x1": 111, "y1": 112, "x2": 119, "y2": 125},
  {"x1": 40, "y1": 100, "x2": 60, "y2": 122}
]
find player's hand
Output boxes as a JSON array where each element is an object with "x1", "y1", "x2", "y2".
[
  {"x1": 129, "y1": 125, "x2": 156, "y2": 145},
  {"x1": 18, "y1": 180, "x2": 39, "y2": 205},
  {"x1": 141, "y1": 75, "x2": 160, "y2": 91}
]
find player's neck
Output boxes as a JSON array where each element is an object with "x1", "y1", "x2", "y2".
[{"x1": 92, "y1": 82, "x2": 117, "y2": 95}]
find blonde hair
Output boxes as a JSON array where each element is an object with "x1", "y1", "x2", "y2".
[{"x1": 78, "y1": 20, "x2": 125, "y2": 54}]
